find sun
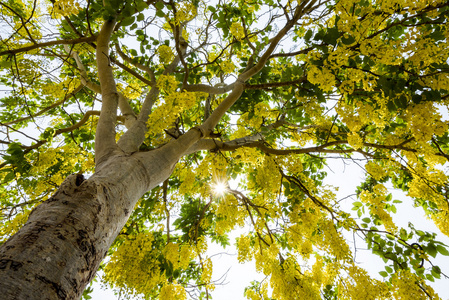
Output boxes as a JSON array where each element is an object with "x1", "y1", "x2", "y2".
[{"x1": 211, "y1": 181, "x2": 228, "y2": 196}]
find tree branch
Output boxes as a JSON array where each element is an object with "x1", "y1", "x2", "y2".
[
  {"x1": 65, "y1": 46, "x2": 138, "y2": 129},
  {"x1": 95, "y1": 19, "x2": 120, "y2": 163},
  {"x1": 0, "y1": 36, "x2": 97, "y2": 56}
]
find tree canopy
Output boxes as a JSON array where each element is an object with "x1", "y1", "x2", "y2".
[{"x1": 1, "y1": 0, "x2": 449, "y2": 299}]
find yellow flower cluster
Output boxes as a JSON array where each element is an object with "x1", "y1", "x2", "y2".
[
  {"x1": 251, "y1": 156, "x2": 281, "y2": 199},
  {"x1": 268, "y1": 254, "x2": 321, "y2": 300},
  {"x1": 41, "y1": 79, "x2": 80, "y2": 99},
  {"x1": 230, "y1": 22, "x2": 245, "y2": 40},
  {"x1": 163, "y1": 242, "x2": 194, "y2": 270},
  {"x1": 432, "y1": 211, "x2": 449, "y2": 237},
  {"x1": 237, "y1": 234, "x2": 252, "y2": 263},
  {"x1": 307, "y1": 65, "x2": 336, "y2": 92},
  {"x1": 104, "y1": 232, "x2": 163, "y2": 296},
  {"x1": 390, "y1": 269, "x2": 439, "y2": 299},
  {"x1": 404, "y1": 102, "x2": 448, "y2": 143},
  {"x1": 174, "y1": 2, "x2": 197, "y2": 24},
  {"x1": 50, "y1": 0, "x2": 81, "y2": 18},
  {"x1": 147, "y1": 76, "x2": 197, "y2": 138},
  {"x1": 28, "y1": 145, "x2": 93, "y2": 199},
  {"x1": 194, "y1": 235, "x2": 208, "y2": 254},
  {"x1": 365, "y1": 161, "x2": 387, "y2": 181},
  {"x1": 220, "y1": 60, "x2": 236, "y2": 74},
  {"x1": 403, "y1": 155, "x2": 449, "y2": 239},
  {"x1": 159, "y1": 282, "x2": 187, "y2": 300},
  {"x1": 347, "y1": 132, "x2": 363, "y2": 149},
  {"x1": 117, "y1": 81, "x2": 142, "y2": 100},
  {"x1": 235, "y1": 102, "x2": 278, "y2": 132},
  {"x1": 340, "y1": 264, "x2": 390, "y2": 299},
  {"x1": 177, "y1": 167, "x2": 196, "y2": 196},
  {"x1": 336, "y1": 95, "x2": 389, "y2": 133},
  {"x1": 157, "y1": 45, "x2": 175, "y2": 64},
  {"x1": 244, "y1": 282, "x2": 270, "y2": 300},
  {"x1": 214, "y1": 195, "x2": 245, "y2": 234},
  {"x1": 157, "y1": 74, "x2": 178, "y2": 93},
  {"x1": 319, "y1": 219, "x2": 351, "y2": 260},
  {"x1": 0, "y1": 209, "x2": 31, "y2": 243},
  {"x1": 200, "y1": 257, "x2": 214, "y2": 289}
]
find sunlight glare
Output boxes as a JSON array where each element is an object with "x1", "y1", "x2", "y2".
[{"x1": 211, "y1": 181, "x2": 228, "y2": 196}]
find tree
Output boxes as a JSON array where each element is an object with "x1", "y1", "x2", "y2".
[{"x1": 1, "y1": 0, "x2": 449, "y2": 299}]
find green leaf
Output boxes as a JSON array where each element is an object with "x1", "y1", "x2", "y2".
[
  {"x1": 341, "y1": 34, "x2": 355, "y2": 45},
  {"x1": 386, "y1": 234, "x2": 395, "y2": 240},
  {"x1": 431, "y1": 266, "x2": 441, "y2": 279},
  {"x1": 352, "y1": 201, "x2": 363, "y2": 208},
  {"x1": 426, "y1": 243, "x2": 437, "y2": 258},
  {"x1": 323, "y1": 27, "x2": 339, "y2": 45},
  {"x1": 121, "y1": 16, "x2": 135, "y2": 27},
  {"x1": 394, "y1": 95, "x2": 407, "y2": 109},
  {"x1": 385, "y1": 266, "x2": 393, "y2": 273},
  {"x1": 436, "y1": 245, "x2": 449, "y2": 256},
  {"x1": 137, "y1": 13, "x2": 145, "y2": 21},
  {"x1": 390, "y1": 205, "x2": 397, "y2": 214},
  {"x1": 136, "y1": 1, "x2": 148, "y2": 12},
  {"x1": 156, "y1": 9, "x2": 165, "y2": 17},
  {"x1": 304, "y1": 29, "x2": 313, "y2": 42},
  {"x1": 379, "y1": 271, "x2": 388, "y2": 277}
]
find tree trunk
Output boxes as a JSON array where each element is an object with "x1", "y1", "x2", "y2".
[{"x1": 0, "y1": 149, "x2": 174, "y2": 300}]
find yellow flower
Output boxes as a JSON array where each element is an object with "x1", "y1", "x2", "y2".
[
  {"x1": 157, "y1": 45, "x2": 175, "y2": 64},
  {"x1": 347, "y1": 132, "x2": 363, "y2": 149},
  {"x1": 230, "y1": 22, "x2": 245, "y2": 40}
]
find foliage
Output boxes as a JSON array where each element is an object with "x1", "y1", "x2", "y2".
[{"x1": 1, "y1": 0, "x2": 449, "y2": 299}]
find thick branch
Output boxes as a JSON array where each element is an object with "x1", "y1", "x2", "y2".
[
  {"x1": 198, "y1": 82, "x2": 245, "y2": 137},
  {"x1": 244, "y1": 77, "x2": 307, "y2": 90},
  {"x1": 64, "y1": 46, "x2": 101, "y2": 93},
  {"x1": 116, "y1": 37, "x2": 188, "y2": 153},
  {"x1": 117, "y1": 87, "x2": 158, "y2": 152},
  {"x1": 187, "y1": 136, "x2": 422, "y2": 157},
  {"x1": 65, "y1": 47, "x2": 137, "y2": 129},
  {"x1": 183, "y1": 83, "x2": 235, "y2": 95},
  {"x1": 95, "y1": 20, "x2": 120, "y2": 163}
]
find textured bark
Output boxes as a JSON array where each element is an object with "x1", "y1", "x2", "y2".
[{"x1": 0, "y1": 151, "x2": 172, "y2": 300}]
